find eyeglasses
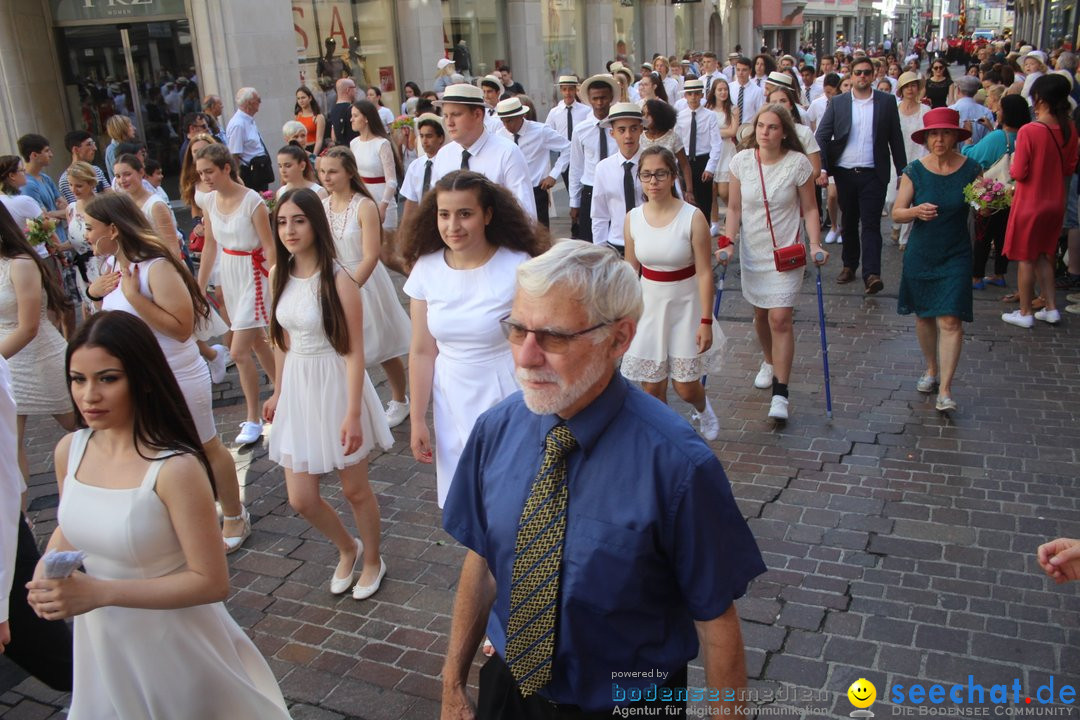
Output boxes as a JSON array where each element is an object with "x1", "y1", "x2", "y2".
[
  {"x1": 852, "y1": 69, "x2": 874, "y2": 76},
  {"x1": 932, "y1": 65, "x2": 945, "y2": 71},
  {"x1": 499, "y1": 317, "x2": 610, "y2": 353},
  {"x1": 638, "y1": 170, "x2": 672, "y2": 182}
]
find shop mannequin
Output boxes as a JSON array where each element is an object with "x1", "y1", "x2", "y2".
[
  {"x1": 318, "y1": 38, "x2": 350, "y2": 87},
  {"x1": 453, "y1": 39, "x2": 472, "y2": 77},
  {"x1": 348, "y1": 35, "x2": 369, "y2": 88}
]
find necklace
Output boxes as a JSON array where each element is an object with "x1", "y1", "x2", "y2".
[{"x1": 326, "y1": 195, "x2": 355, "y2": 240}]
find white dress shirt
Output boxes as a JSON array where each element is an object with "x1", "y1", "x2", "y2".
[
  {"x1": 591, "y1": 149, "x2": 643, "y2": 247},
  {"x1": 805, "y1": 94, "x2": 830, "y2": 131},
  {"x1": 663, "y1": 76, "x2": 680, "y2": 102},
  {"x1": 400, "y1": 152, "x2": 435, "y2": 203},
  {"x1": 676, "y1": 106, "x2": 723, "y2": 174},
  {"x1": 496, "y1": 120, "x2": 571, "y2": 186},
  {"x1": 432, "y1": 130, "x2": 537, "y2": 218},
  {"x1": 732, "y1": 81, "x2": 764, "y2": 124},
  {"x1": 722, "y1": 65, "x2": 737, "y2": 82},
  {"x1": 568, "y1": 115, "x2": 614, "y2": 208},
  {"x1": 837, "y1": 93, "x2": 876, "y2": 169},
  {"x1": 0, "y1": 356, "x2": 21, "y2": 625},
  {"x1": 484, "y1": 107, "x2": 503, "y2": 134},
  {"x1": 544, "y1": 101, "x2": 591, "y2": 143},
  {"x1": 225, "y1": 109, "x2": 266, "y2": 163}
]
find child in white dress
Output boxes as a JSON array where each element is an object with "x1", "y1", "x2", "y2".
[{"x1": 263, "y1": 188, "x2": 393, "y2": 600}]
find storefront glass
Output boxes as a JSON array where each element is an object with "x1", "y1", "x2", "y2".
[
  {"x1": 542, "y1": 0, "x2": 587, "y2": 89},
  {"x1": 293, "y1": 0, "x2": 402, "y2": 116},
  {"x1": 674, "y1": 4, "x2": 693, "y2": 56},
  {"x1": 613, "y1": 0, "x2": 643, "y2": 70},
  {"x1": 441, "y1": 0, "x2": 508, "y2": 79},
  {"x1": 1046, "y1": 0, "x2": 1077, "y2": 46}
]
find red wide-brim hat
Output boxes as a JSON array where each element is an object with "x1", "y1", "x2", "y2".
[{"x1": 911, "y1": 107, "x2": 972, "y2": 144}]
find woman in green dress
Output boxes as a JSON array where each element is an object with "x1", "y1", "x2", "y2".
[{"x1": 892, "y1": 108, "x2": 982, "y2": 415}]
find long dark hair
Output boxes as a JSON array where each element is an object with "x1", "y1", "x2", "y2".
[
  {"x1": 641, "y1": 72, "x2": 669, "y2": 103},
  {"x1": 84, "y1": 193, "x2": 210, "y2": 321},
  {"x1": 0, "y1": 202, "x2": 71, "y2": 315},
  {"x1": 706, "y1": 76, "x2": 734, "y2": 121},
  {"x1": 644, "y1": 99, "x2": 676, "y2": 134},
  {"x1": 745, "y1": 104, "x2": 807, "y2": 156},
  {"x1": 352, "y1": 100, "x2": 403, "y2": 182},
  {"x1": 400, "y1": 170, "x2": 548, "y2": 268},
  {"x1": 320, "y1": 146, "x2": 376, "y2": 202},
  {"x1": 0, "y1": 156, "x2": 21, "y2": 195},
  {"x1": 66, "y1": 311, "x2": 215, "y2": 491},
  {"x1": 294, "y1": 85, "x2": 322, "y2": 117},
  {"x1": 180, "y1": 133, "x2": 223, "y2": 210},
  {"x1": 277, "y1": 143, "x2": 317, "y2": 183},
  {"x1": 753, "y1": 53, "x2": 777, "y2": 77},
  {"x1": 766, "y1": 85, "x2": 803, "y2": 124},
  {"x1": 1030, "y1": 73, "x2": 1074, "y2": 144},
  {"x1": 269, "y1": 188, "x2": 351, "y2": 355}
]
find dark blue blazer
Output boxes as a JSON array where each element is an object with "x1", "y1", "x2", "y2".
[{"x1": 814, "y1": 89, "x2": 907, "y2": 186}]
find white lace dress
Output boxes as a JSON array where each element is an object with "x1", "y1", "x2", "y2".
[
  {"x1": 323, "y1": 195, "x2": 411, "y2": 365},
  {"x1": 0, "y1": 258, "x2": 70, "y2": 415},
  {"x1": 622, "y1": 203, "x2": 721, "y2": 383},
  {"x1": 350, "y1": 137, "x2": 398, "y2": 230},
  {"x1": 729, "y1": 149, "x2": 813, "y2": 308}
]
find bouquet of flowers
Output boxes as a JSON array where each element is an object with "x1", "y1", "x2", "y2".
[
  {"x1": 390, "y1": 115, "x2": 414, "y2": 131},
  {"x1": 261, "y1": 190, "x2": 277, "y2": 213},
  {"x1": 963, "y1": 177, "x2": 1013, "y2": 215},
  {"x1": 24, "y1": 217, "x2": 57, "y2": 248}
]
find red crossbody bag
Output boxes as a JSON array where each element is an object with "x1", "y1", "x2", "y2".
[{"x1": 756, "y1": 149, "x2": 807, "y2": 273}]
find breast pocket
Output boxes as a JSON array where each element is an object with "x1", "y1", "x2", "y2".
[{"x1": 564, "y1": 515, "x2": 659, "y2": 613}]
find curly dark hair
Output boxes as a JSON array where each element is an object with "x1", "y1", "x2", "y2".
[
  {"x1": 399, "y1": 170, "x2": 548, "y2": 269},
  {"x1": 643, "y1": 99, "x2": 677, "y2": 134}
]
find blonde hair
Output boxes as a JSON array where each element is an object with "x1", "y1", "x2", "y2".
[
  {"x1": 66, "y1": 161, "x2": 99, "y2": 186},
  {"x1": 106, "y1": 115, "x2": 132, "y2": 143}
]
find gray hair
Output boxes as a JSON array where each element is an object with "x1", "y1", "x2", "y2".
[
  {"x1": 235, "y1": 87, "x2": 259, "y2": 106},
  {"x1": 516, "y1": 240, "x2": 643, "y2": 326},
  {"x1": 1057, "y1": 52, "x2": 1078, "y2": 73}
]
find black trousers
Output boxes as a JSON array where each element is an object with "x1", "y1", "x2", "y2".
[
  {"x1": 562, "y1": 170, "x2": 577, "y2": 237},
  {"x1": 834, "y1": 167, "x2": 886, "y2": 280},
  {"x1": 477, "y1": 654, "x2": 688, "y2": 720},
  {"x1": 575, "y1": 185, "x2": 594, "y2": 243},
  {"x1": 3, "y1": 516, "x2": 74, "y2": 691},
  {"x1": 534, "y1": 186, "x2": 550, "y2": 228},
  {"x1": 689, "y1": 154, "x2": 713, "y2": 220},
  {"x1": 973, "y1": 207, "x2": 1010, "y2": 278}
]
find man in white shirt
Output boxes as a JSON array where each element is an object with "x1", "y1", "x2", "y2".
[
  {"x1": 431, "y1": 83, "x2": 537, "y2": 218},
  {"x1": 675, "y1": 79, "x2": 722, "y2": 218},
  {"x1": 800, "y1": 65, "x2": 820, "y2": 104},
  {"x1": 480, "y1": 75, "x2": 505, "y2": 134},
  {"x1": 568, "y1": 74, "x2": 618, "y2": 242},
  {"x1": 731, "y1": 57, "x2": 764, "y2": 127},
  {"x1": 544, "y1": 75, "x2": 591, "y2": 195},
  {"x1": 399, "y1": 113, "x2": 446, "y2": 230},
  {"x1": 722, "y1": 52, "x2": 740, "y2": 82},
  {"x1": 699, "y1": 52, "x2": 723, "y2": 97},
  {"x1": 225, "y1": 86, "x2": 272, "y2": 192},
  {"x1": 591, "y1": 102, "x2": 645, "y2": 253},
  {"x1": 805, "y1": 73, "x2": 842, "y2": 131},
  {"x1": 496, "y1": 98, "x2": 571, "y2": 228}
]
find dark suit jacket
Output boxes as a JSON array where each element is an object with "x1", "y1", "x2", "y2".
[{"x1": 814, "y1": 89, "x2": 907, "y2": 186}]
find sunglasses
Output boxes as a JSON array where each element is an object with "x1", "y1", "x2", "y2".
[
  {"x1": 499, "y1": 317, "x2": 610, "y2": 353},
  {"x1": 852, "y1": 69, "x2": 874, "y2": 76}
]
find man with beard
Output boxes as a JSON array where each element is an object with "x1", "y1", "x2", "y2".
[{"x1": 439, "y1": 241, "x2": 765, "y2": 719}]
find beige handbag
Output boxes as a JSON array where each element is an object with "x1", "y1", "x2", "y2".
[{"x1": 984, "y1": 134, "x2": 1014, "y2": 190}]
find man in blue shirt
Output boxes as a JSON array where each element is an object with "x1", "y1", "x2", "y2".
[
  {"x1": 949, "y1": 76, "x2": 995, "y2": 146},
  {"x1": 441, "y1": 241, "x2": 765, "y2": 719}
]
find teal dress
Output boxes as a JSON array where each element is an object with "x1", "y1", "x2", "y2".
[{"x1": 897, "y1": 157, "x2": 982, "y2": 322}]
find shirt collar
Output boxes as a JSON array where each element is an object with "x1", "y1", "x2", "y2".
[
  {"x1": 462, "y1": 130, "x2": 491, "y2": 154},
  {"x1": 537, "y1": 372, "x2": 629, "y2": 456}
]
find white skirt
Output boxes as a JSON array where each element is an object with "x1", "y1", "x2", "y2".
[
  {"x1": 194, "y1": 305, "x2": 230, "y2": 342},
  {"x1": 358, "y1": 262, "x2": 411, "y2": 365},
  {"x1": 219, "y1": 251, "x2": 270, "y2": 330},
  {"x1": 269, "y1": 350, "x2": 394, "y2": 475},
  {"x1": 622, "y1": 276, "x2": 722, "y2": 383},
  {"x1": 173, "y1": 358, "x2": 217, "y2": 445}
]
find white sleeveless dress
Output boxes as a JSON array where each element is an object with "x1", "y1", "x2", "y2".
[
  {"x1": 205, "y1": 189, "x2": 270, "y2": 330},
  {"x1": 59, "y1": 429, "x2": 290, "y2": 720},
  {"x1": 349, "y1": 137, "x2": 399, "y2": 229},
  {"x1": 268, "y1": 270, "x2": 394, "y2": 474},
  {"x1": 101, "y1": 257, "x2": 217, "y2": 443},
  {"x1": 622, "y1": 203, "x2": 722, "y2": 383},
  {"x1": 323, "y1": 194, "x2": 411, "y2": 365},
  {"x1": 193, "y1": 187, "x2": 222, "y2": 289},
  {"x1": 0, "y1": 258, "x2": 70, "y2": 415}
]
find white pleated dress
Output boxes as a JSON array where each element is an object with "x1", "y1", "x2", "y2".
[
  {"x1": 60, "y1": 430, "x2": 291, "y2": 720},
  {"x1": 204, "y1": 189, "x2": 270, "y2": 330},
  {"x1": 350, "y1": 137, "x2": 398, "y2": 230},
  {"x1": 269, "y1": 270, "x2": 394, "y2": 475},
  {"x1": 323, "y1": 194, "x2": 411, "y2": 365}
]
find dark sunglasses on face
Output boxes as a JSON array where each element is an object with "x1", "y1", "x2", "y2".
[{"x1": 853, "y1": 69, "x2": 873, "y2": 76}]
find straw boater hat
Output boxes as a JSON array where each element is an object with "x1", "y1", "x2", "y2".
[
  {"x1": 415, "y1": 112, "x2": 445, "y2": 131},
  {"x1": 480, "y1": 74, "x2": 503, "y2": 91},
  {"x1": 683, "y1": 78, "x2": 705, "y2": 93},
  {"x1": 556, "y1": 75, "x2": 580, "y2": 87},
  {"x1": 433, "y1": 83, "x2": 487, "y2": 106},
  {"x1": 911, "y1": 107, "x2": 971, "y2": 144},
  {"x1": 896, "y1": 71, "x2": 923, "y2": 94},
  {"x1": 728, "y1": 52, "x2": 740, "y2": 60},
  {"x1": 600, "y1": 102, "x2": 643, "y2": 128},
  {"x1": 580, "y1": 73, "x2": 619, "y2": 96},
  {"x1": 495, "y1": 97, "x2": 529, "y2": 119},
  {"x1": 613, "y1": 66, "x2": 635, "y2": 86},
  {"x1": 765, "y1": 71, "x2": 795, "y2": 91}
]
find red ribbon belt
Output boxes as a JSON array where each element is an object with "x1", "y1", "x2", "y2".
[
  {"x1": 360, "y1": 176, "x2": 386, "y2": 184},
  {"x1": 640, "y1": 265, "x2": 696, "y2": 282},
  {"x1": 222, "y1": 247, "x2": 270, "y2": 324}
]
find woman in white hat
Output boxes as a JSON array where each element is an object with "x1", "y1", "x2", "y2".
[
  {"x1": 433, "y1": 58, "x2": 456, "y2": 97},
  {"x1": 893, "y1": 71, "x2": 931, "y2": 248}
]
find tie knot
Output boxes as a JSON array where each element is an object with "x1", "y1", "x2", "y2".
[
  {"x1": 623, "y1": 161, "x2": 633, "y2": 169},
  {"x1": 545, "y1": 424, "x2": 578, "y2": 462}
]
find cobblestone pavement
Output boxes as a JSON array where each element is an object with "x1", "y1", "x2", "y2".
[{"x1": 2, "y1": 209, "x2": 1078, "y2": 720}]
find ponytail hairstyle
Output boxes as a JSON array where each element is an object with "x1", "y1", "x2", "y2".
[
  {"x1": 84, "y1": 192, "x2": 210, "y2": 321},
  {"x1": 1030, "y1": 73, "x2": 1073, "y2": 144},
  {"x1": 320, "y1": 146, "x2": 376, "y2": 202},
  {"x1": 0, "y1": 202, "x2": 71, "y2": 316},
  {"x1": 277, "y1": 143, "x2": 317, "y2": 183},
  {"x1": 269, "y1": 188, "x2": 351, "y2": 355}
]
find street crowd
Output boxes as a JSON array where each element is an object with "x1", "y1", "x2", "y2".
[{"x1": 0, "y1": 31, "x2": 1079, "y2": 720}]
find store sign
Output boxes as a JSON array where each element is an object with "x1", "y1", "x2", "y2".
[
  {"x1": 52, "y1": 0, "x2": 187, "y2": 23},
  {"x1": 293, "y1": 1, "x2": 353, "y2": 58}
]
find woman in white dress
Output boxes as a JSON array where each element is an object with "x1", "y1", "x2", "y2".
[
  {"x1": 194, "y1": 143, "x2": 277, "y2": 447},
  {"x1": 263, "y1": 189, "x2": 393, "y2": 600},
  {"x1": 640, "y1": 99, "x2": 695, "y2": 201},
  {"x1": 64, "y1": 161, "x2": 105, "y2": 318},
  {"x1": 82, "y1": 192, "x2": 252, "y2": 553},
  {"x1": 25, "y1": 311, "x2": 290, "y2": 720},
  {"x1": 401, "y1": 170, "x2": 546, "y2": 507},
  {"x1": 0, "y1": 203, "x2": 76, "y2": 482},
  {"x1": 622, "y1": 147, "x2": 720, "y2": 440},
  {"x1": 706, "y1": 76, "x2": 739, "y2": 220},
  {"x1": 275, "y1": 143, "x2": 327, "y2": 201},
  {"x1": 722, "y1": 105, "x2": 828, "y2": 422},
  {"x1": 366, "y1": 86, "x2": 397, "y2": 131},
  {"x1": 112, "y1": 154, "x2": 180, "y2": 257},
  {"x1": 319, "y1": 146, "x2": 412, "y2": 427},
  {"x1": 349, "y1": 100, "x2": 401, "y2": 233},
  {"x1": 895, "y1": 72, "x2": 932, "y2": 248}
]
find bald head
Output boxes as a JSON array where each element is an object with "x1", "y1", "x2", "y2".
[{"x1": 336, "y1": 78, "x2": 356, "y2": 102}]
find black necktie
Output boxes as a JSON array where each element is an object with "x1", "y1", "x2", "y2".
[
  {"x1": 599, "y1": 125, "x2": 608, "y2": 160},
  {"x1": 513, "y1": 132, "x2": 520, "y2": 145},
  {"x1": 422, "y1": 159, "x2": 433, "y2": 195},
  {"x1": 461, "y1": 149, "x2": 471, "y2": 170},
  {"x1": 689, "y1": 110, "x2": 698, "y2": 158},
  {"x1": 737, "y1": 85, "x2": 745, "y2": 120},
  {"x1": 566, "y1": 106, "x2": 574, "y2": 141},
  {"x1": 623, "y1": 161, "x2": 635, "y2": 215},
  {"x1": 705, "y1": 76, "x2": 712, "y2": 98}
]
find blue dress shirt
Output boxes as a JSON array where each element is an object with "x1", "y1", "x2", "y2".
[{"x1": 444, "y1": 373, "x2": 766, "y2": 712}]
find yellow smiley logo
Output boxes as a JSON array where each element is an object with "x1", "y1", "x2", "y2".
[{"x1": 848, "y1": 678, "x2": 877, "y2": 709}]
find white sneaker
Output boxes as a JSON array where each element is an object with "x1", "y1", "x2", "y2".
[
  {"x1": 208, "y1": 344, "x2": 230, "y2": 385},
  {"x1": 753, "y1": 361, "x2": 774, "y2": 389},
  {"x1": 768, "y1": 395, "x2": 789, "y2": 421},
  {"x1": 1001, "y1": 310, "x2": 1034, "y2": 328},
  {"x1": 691, "y1": 398, "x2": 720, "y2": 441},
  {"x1": 1034, "y1": 308, "x2": 1061, "y2": 325},
  {"x1": 824, "y1": 229, "x2": 839, "y2": 244},
  {"x1": 915, "y1": 373, "x2": 939, "y2": 394},
  {"x1": 235, "y1": 420, "x2": 264, "y2": 445},
  {"x1": 385, "y1": 397, "x2": 410, "y2": 428}
]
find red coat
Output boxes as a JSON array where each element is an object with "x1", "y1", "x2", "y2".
[{"x1": 1004, "y1": 122, "x2": 1080, "y2": 261}]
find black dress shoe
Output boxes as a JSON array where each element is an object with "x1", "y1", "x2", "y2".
[{"x1": 865, "y1": 275, "x2": 884, "y2": 294}]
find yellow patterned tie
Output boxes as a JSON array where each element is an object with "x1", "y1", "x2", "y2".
[{"x1": 505, "y1": 424, "x2": 578, "y2": 696}]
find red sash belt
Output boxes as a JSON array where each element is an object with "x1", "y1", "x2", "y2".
[
  {"x1": 640, "y1": 264, "x2": 696, "y2": 282},
  {"x1": 222, "y1": 247, "x2": 270, "y2": 324},
  {"x1": 360, "y1": 176, "x2": 386, "y2": 184}
]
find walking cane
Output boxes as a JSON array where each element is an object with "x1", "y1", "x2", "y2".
[
  {"x1": 702, "y1": 238, "x2": 731, "y2": 387},
  {"x1": 814, "y1": 251, "x2": 833, "y2": 418}
]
